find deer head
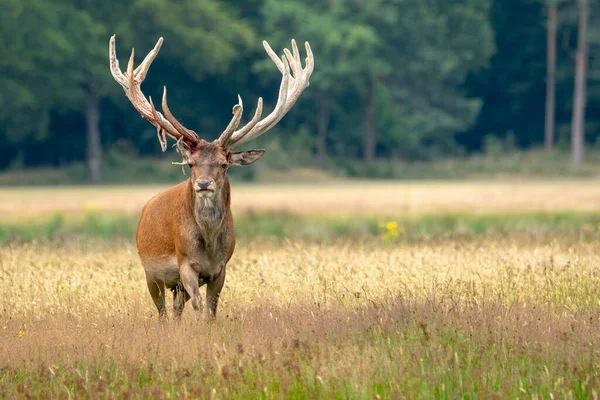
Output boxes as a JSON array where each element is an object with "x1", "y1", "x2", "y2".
[{"x1": 109, "y1": 35, "x2": 314, "y2": 199}]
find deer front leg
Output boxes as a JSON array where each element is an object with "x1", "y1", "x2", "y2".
[
  {"x1": 206, "y1": 264, "x2": 226, "y2": 321},
  {"x1": 180, "y1": 263, "x2": 203, "y2": 320},
  {"x1": 172, "y1": 284, "x2": 190, "y2": 321},
  {"x1": 146, "y1": 276, "x2": 167, "y2": 320}
]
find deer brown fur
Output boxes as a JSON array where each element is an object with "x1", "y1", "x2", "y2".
[
  {"x1": 136, "y1": 143, "x2": 263, "y2": 320},
  {"x1": 109, "y1": 35, "x2": 313, "y2": 320}
]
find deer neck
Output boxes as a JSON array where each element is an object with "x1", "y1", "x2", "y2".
[{"x1": 188, "y1": 178, "x2": 230, "y2": 239}]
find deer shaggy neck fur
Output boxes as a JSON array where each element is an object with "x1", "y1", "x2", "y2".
[{"x1": 190, "y1": 179, "x2": 229, "y2": 238}]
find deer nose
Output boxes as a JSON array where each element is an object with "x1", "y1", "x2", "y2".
[{"x1": 196, "y1": 180, "x2": 212, "y2": 191}]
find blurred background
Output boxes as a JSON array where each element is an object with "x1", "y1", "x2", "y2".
[{"x1": 0, "y1": 0, "x2": 598, "y2": 184}]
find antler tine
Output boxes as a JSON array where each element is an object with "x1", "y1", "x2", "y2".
[
  {"x1": 109, "y1": 35, "x2": 179, "y2": 141},
  {"x1": 218, "y1": 95, "x2": 244, "y2": 147},
  {"x1": 161, "y1": 87, "x2": 200, "y2": 144},
  {"x1": 262, "y1": 40, "x2": 286, "y2": 74},
  {"x1": 231, "y1": 97, "x2": 263, "y2": 141},
  {"x1": 225, "y1": 39, "x2": 313, "y2": 148},
  {"x1": 228, "y1": 50, "x2": 290, "y2": 147},
  {"x1": 291, "y1": 39, "x2": 302, "y2": 71},
  {"x1": 283, "y1": 41, "x2": 313, "y2": 113},
  {"x1": 109, "y1": 35, "x2": 126, "y2": 83},
  {"x1": 262, "y1": 40, "x2": 313, "y2": 133},
  {"x1": 109, "y1": 35, "x2": 200, "y2": 151},
  {"x1": 126, "y1": 48, "x2": 136, "y2": 103},
  {"x1": 134, "y1": 37, "x2": 163, "y2": 82},
  {"x1": 148, "y1": 96, "x2": 167, "y2": 152},
  {"x1": 283, "y1": 46, "x2": 298, "y2": 78}
]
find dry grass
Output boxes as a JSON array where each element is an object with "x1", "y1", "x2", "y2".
[
  {"x1": 2, "y1": 181, "x2": 600, "y2": 397},
  {"x1": 2, "y1": 239, "x2": 599, "y2": 318},
  {"x1": 2, "y1": 180, "x2": 600, "y2": 219},
  {"x1": 1, "y1": 238, "x2": 600, "y2": 397}
]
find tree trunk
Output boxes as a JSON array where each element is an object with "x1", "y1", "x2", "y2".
[
  {"x1": 316, "y1": 101, "x2": 330, "y2": 169},
  {"x1": 363, "y1": 81, "x2": 376, "y2": 164},
  {"x1": 544, "y1": 2, "x2": 557, "y2": 150},
  {"x1": 571, "y1": 0, "x2": 588, "y2": 165},
  {"x1": 13, "y1": 149, "x2": 25, "y2": 169},
  {"x1": 85, "y1": 82, "x2": 102, "y2": 182}
]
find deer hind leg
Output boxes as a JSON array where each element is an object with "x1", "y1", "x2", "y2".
[
  {"x1": 172, "y1": 283, "x2": 190, "y2": 320},
  {"x1": 146, "y1": 277, "x2": 167, "y2": 320},
  {"x1": 206, "y1": 264, "x2": 226, "y2": 321},
  {"x1": 180, "y1": 263, "x2": 203, "y2": 320}
]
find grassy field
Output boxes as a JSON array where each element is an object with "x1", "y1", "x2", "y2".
[
  {"x1": 3, "y1": 180, "x2": 600, "y2": 217},
  {"x1": 1, "y1": 181, "x2": 600, "y2": 398}
]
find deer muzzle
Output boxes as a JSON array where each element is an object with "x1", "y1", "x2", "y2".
[{"x1": 195, "y1": 179, "x2": 216, "y2": 196}]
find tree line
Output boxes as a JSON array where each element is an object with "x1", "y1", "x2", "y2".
[{"x1": 0, "y1": 0, "x2": 598, "y2": 181}]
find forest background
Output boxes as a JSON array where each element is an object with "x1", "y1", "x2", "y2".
[{"x1": 0, "y1": 0, "x2": 598, "y2": 183}]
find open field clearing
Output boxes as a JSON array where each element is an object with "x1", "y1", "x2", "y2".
[
  {"x1": 1, "y1": 238, "x2": 600, "y2": 398},
  {"x1": 5, "y1": 180, "x2": 600, "y2": 245},
  {"x1": 2, "y1": 181, "x2": 600, "y2": 397},
  {"x1": 2, "y1": 180, "x2": 600, "y2": 218}
]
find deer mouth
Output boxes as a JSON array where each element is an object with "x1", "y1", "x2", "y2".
[{"x1": 195, "y1": 187, "x2": 215, "y2": 196}]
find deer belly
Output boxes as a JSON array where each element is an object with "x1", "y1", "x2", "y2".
[{"x1": 142, "y1": 256, "x2": 180, "y2": 288}]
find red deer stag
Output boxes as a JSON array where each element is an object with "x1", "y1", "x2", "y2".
[{"x1": 109, "y1": 35, "x2": 313, "y2": 320}]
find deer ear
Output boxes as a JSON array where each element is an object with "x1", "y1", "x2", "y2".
[{"x1": 228, "y1": 150, "x2": 265, "y2": 166}]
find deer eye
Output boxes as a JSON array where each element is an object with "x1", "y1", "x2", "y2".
[{"x1": 221, "y1": 163, "x2": 228, "y2": 170}]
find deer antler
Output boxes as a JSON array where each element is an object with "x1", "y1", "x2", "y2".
[
  {"x1": 111, "y1": 35, "x2": 313, "y2": 152},
  {"x1": 218, "y1": 39, "x2": 314, "y2": 149},
  {"x1": 109, "y1": 35, "x2": 200, "y2": 151}
]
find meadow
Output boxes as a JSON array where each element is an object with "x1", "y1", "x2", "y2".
[{"x1": 1, "y1": 181, "x2": 600, "y2": 398}]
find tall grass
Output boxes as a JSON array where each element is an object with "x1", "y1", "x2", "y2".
[
  {"x1": 2, "y1": 182, "x2": 600, "y2": 397},
  {"x1": 1, "y1": 239, "x2": 599, "y2": 398}
]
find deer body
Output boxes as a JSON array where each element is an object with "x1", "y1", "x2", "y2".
[
  {"x1": 109, "y1": 35, "x2": 313, "y2": 320},
  {"x1": 137, "y1": 177, "x2": 235, "y2": 319}
]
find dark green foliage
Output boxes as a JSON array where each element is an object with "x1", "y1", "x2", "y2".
[
  {"x1": 462, "y1": 0, "x2": 600, "y2": 151},
  {"x1": 0, "y1": 0, "x2": 599, "y2": 175}
]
